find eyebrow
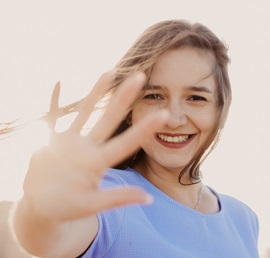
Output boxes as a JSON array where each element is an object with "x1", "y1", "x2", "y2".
[
  {"x1": 143, "y1": 84, "x2": 213, "y2": 94},
  {"x1": 186, "y1": 85, "x2": 213, "y2": 94},
  {"x1": 143, "y1": 85, "x2": 162, "y2": 91}
]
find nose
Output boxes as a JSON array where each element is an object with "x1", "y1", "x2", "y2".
[{"x1": 166, "y1": 100, "x2": 187, "y2": 129}]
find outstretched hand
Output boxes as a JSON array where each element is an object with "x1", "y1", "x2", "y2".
[{"x1": 23, "y1": 71, "x2": 169, "y2": 221}]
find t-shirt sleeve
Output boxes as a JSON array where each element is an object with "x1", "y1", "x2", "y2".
[
  {"x1": 251, "y1": 209, "x2": 260, "y2": 243},
  {"x1": 221, "y1": 194, "x2": 260, "y2": 244}
]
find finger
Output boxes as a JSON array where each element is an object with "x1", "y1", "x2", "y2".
[
  {"x1": 48, "y1": 81, "x2": 61, "y2": 130},
  {"x1": 102, "y1": 110, "x2": 169, "y2": 167},
  {"x1": 74, "y1": 186, "x2": 153, "y2": 218},
  {"x1": 70, "y1": 71, "x2": 115, "y2": 132},
  {"x1": 88, "y1": 72, "x2": 146, "y2": 142},
  {"x1": 92, "y1": 187, "x2": 153, "y2": 211}
]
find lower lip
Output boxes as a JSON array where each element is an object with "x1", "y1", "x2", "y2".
[{"x1": 155, "y1": 135, "x2": 195, "y2": 149}]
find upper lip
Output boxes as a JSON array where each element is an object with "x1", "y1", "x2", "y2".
[{"x1": 156, "y1": 132, "x2": 194, "y2": 136}]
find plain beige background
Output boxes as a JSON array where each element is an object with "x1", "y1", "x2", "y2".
[{"x1": 0, "y1": 0, "x2": 269, "y2": 257}]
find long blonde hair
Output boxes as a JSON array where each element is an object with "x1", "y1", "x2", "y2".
[{"x1": 0, "y1": 100, "x2": 80, "y2": 141}]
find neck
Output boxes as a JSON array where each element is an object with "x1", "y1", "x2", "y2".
[{"x1": 133, "y1": 161, "x2": 203, "y2": 209}]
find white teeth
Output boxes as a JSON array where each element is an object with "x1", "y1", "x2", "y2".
[{"x1": 157, "y1": 134, "x2": 189, "y2": 143}]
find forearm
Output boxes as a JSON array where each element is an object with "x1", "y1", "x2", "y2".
[{"x1": 11, "y1": 197, "x2": 98, "y2": 258}]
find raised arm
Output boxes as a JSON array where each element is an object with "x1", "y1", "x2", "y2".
[{"x1": 11, "y1": 71, "x2": 168, "y2": 258}]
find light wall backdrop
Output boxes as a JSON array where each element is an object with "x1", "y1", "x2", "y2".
[{"x1": 0, "y1": 0, "x2": 269, "y2": 256}]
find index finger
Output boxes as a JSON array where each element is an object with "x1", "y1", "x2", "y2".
[{"x1": 70, "y1": 71, "x2": 115, "y2": 133}]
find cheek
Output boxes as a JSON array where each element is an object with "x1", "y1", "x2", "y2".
[{"x1": 194, "y1": 112, "x2": 217, "y2": 133}]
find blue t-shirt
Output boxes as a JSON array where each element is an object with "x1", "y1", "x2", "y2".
[{"x1": 83, "y1": 168, "x2": 259, "y2": 258}]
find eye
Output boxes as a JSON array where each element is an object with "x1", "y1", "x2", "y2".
[
  {"x1": 143, "y1": 93, "x2": 163, "y2": 100},
  {"x1": 187, "y1": 95, "x2": 207, "y2": 102}
]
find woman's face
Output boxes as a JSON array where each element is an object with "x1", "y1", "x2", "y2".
[{"x1": 132, "y1": 47, "x2": 218, "y2": 173}]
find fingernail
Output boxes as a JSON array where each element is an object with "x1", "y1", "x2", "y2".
[
  {"x1": 144, "y1": 194, "x2": 154, "y2": 204},
  {"x1": 130, "y1": 72, "x2": 146, "y2": 84}
]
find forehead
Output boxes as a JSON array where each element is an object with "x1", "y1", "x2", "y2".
[{"x1": 149, "y1": 47, "x2": 216, "y2": 91}]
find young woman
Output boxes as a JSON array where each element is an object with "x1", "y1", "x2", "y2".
[{"x1": 12, "y1": 20, "x2": 259, "y2": 258}]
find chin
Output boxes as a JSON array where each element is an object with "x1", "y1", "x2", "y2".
[{"x1": 155, "y1": 157, "x2": 191, "y2": 171}]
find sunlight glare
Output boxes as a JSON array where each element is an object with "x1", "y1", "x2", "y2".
[{"x1": 24, "y1": 120, "x2": 50, "y2": 151}]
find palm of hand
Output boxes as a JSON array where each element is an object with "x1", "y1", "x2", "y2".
[{"x1": 23, "y1": 71, "x2": 168, "y2": 221}]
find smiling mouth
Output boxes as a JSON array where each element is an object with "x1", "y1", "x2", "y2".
[{"x1": 157, "y1": 133, "x2": 192, "y2": 143}]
